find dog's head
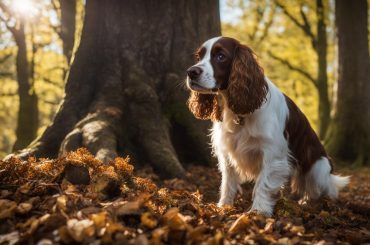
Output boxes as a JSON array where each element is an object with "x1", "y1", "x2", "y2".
[{"x1": 186, "y1": 37, "x2": 268, "y2": 121}]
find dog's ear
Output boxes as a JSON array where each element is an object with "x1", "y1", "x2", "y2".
[
  {"x1": 226, "y1": 44, "x2": 268, "y2": 115},
  {"x1": 187, "y1": 91, "x2": 221, "y2": 121}
]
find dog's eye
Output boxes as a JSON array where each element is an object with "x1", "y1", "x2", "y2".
[{"x1": 216, "y1": 53, "x2": 226, "y2": 62}]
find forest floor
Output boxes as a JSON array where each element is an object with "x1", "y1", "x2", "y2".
[{"x1": 0, "y1": 149, "x2": 369, "y2": 244}]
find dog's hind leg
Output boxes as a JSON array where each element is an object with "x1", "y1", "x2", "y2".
[{"x1": 304, "y1": 157, "x2": 350, "y2": 200}]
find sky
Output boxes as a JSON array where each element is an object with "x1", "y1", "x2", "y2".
[{"x1": 220, "y1": 0, "x2": 243, "y2": 24}]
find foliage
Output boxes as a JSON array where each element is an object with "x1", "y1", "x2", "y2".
[
  {"x1": 0, "y1": 0, "x2": 84, "y2": 157},
  {"x1": 0, "y1": 149, "x2": 369, "y2": 244},
  {"x1": 222, "y1": 0, "x2": 336, "y2": 131}
]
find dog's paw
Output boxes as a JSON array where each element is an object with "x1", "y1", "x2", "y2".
[
  {"x1": 248, "y1": 206, "x2": 273, "y2": 217},
  {"x1": 217, "y1": 200, "x2": 233, "y2": 208}
]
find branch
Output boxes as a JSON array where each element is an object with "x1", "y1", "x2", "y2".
[
  {"x1": 0, "y1": 71, "x2": 13, "y2": 77},
  {"x1": 275, "y1": 1, "x2": 317, "y2": 49},
  {"x1": 257, "y1": 4, "x2": 276, "y2": 43},
  {"x1": 0, "y1": 92, "x2": 17, "y2": 97},
  {"x1": 0, "y1": 53, "x2": 12, "y2": 64},
  {"x1": 268, "y1": 51, "x2": 317, "y2": 87},
  {"x1": 250, "y1": 6, "x2": 265, "y2": 41},
  {"x1": 299, "y1": 6, "x2": 317, "y2": 50},
  {"x1": 0, "y1": 2, "x2": 17, "y2": 35},
  {"x1": 42, "y1": 76, "x2": 64, "y2": 89},
  {"x1": 38, "y1": 97, "x2": 60, "y2": 105}
]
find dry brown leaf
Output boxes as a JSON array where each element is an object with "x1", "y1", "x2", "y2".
[
  {"x1": 0, "y1": 199, "x2": 17, "y2": 219},
  {"x1": 66, "y1": 218, "x2": 95, "y2": 242},
  {"x1": 141, "y1": 212, "x2": 158, "y2": 229},
  {"x1": 0, "y1": 231, "x2": 20, "y2": 245},
  {"x1": 90, "y1": 212, "x2": 107, "y2": 229},
  {"x1": 16, "y1": 202, "x2": 33, "y2": 214},
  {"x1": 56, "y1": 195, "x2": 68, "y2": 211},
  {"x1": 228, "y1": 213, "x2": 251, "y2": 235},
  {"x1": 116, "y1": 201, "x2": 141, "y2": 216},
  {"x1": 163, "y1": 208, "x2": 188, "y2": 231}
]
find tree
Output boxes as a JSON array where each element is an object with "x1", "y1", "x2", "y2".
[
  {"x1": 51, "y1": 0, "x2": 77, "y2": 64},
  {"x1": 0, "y1": 2, "x2": 39, "y2": 151},
  {"x1": 272, "y1": 0, "x2": 330, "y2": 139},
  {"x1": 14, "y1": 0, "x2": 221, "y2": 178},
  {"x1": 326, "y1": 0, "x2": 370, "y2": 164}
]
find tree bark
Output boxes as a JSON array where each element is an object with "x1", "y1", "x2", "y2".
[
  {"x1": 316, "y1": 0, "x2": 330, "y2": 139},
  {"x1": 326, "y1": 0, "x2": 370, "y2": 164},
  {"x1": 12, "y1": 21, "x2": 39, "y2": 151},
  {"x1": 59, "y1": 0, "x2": 76, "y2": 64},
  {"x1": 14, "y1": 0, "x2": 220, "y2": 178}
]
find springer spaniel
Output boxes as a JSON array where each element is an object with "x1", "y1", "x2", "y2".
[{"x1": 186, "y1": 37, "x2": 349, "y2": 216}]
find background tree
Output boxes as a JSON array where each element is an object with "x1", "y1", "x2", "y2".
[
  {"x1": 222, "y1": 0, "x2": 335, "y2": 136},
  {"x1": 0, "y1": 2, "x2": 39, "y2": 151},
  {"x1": 272, "y1": 0, "x2": 330, "y2": 138},
  {"x1": 0, "y1": 0, "x2": 82, "y2": 157},
  {"x1": 326, "y1": 0, "x2": 370, "y2": 165},
  {"x1": 51, "y1": 0, "x2": 77, "y2": 64},
  {"x1": 14, "y1": 0, "x2": 221, "y2": 178}
]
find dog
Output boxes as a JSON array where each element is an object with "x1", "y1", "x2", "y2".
[{"x1": 186, "y1": 36, "x2": 349, "y2": 216}]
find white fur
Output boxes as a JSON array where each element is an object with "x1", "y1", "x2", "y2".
[
  {"x1": 305, "y1": 157, "x2": 350, "y2": 200},
  {"x1": 186, "y1": 36, "x2": 221, "y2": 90},
  {"x1": 212, "y1": 79, "x2": 349, "y2": 216}
]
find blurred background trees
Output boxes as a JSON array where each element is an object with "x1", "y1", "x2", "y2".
[
  {"x1": 0, "y1": 0, "x2": 84, "y2": 155},
  {"x1": 0, "y1": 0, "x2": 369, "y2": 166}
]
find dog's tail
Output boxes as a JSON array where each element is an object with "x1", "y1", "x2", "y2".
[
  {"x1": 328, "y1": 174, "x2": 350, "y2": 198},
  {"x1": 306, "y1": 157, "x2": 350, "y2": 199}
]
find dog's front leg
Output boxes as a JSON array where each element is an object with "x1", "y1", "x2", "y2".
[
  {"x1": 250, "y1": 154, "x2": 291, "y2": 216},
  {"x1": 217, "y1": 158, "x2": 240, "y2": 207}
]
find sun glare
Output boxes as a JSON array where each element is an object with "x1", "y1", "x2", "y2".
[{"x1": 11, "y1": 0, "x2": 38, "y2": 18}]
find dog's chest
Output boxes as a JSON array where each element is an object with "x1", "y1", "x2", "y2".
[{"x1": 216, "y1": 121, "x2": 263, "y2": 180}]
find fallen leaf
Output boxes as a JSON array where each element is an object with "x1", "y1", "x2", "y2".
[
  {"x1": 141, "y1": 212, "x2": 158, "y2": 229},
  {"x1": 67, "y1": 218, "x2": 95, "y2": 242},
  {"x1": 0, "y1": 199, "x2": 17, "y2": 219},
  {"x1": 228, "y1": 213, "x2": 251, "y2": 235},
  {"x1": 0, "y1": 231, "x2": 20, "y2": 245},
  {"x1": 56, "y1": 195, "x2": 68, "y2": 211},
  {"x1": 16, "y1": 202, "x2": 33, "y2": 214}
]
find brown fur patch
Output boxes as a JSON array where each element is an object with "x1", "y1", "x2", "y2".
[
  {"x1": 187, "y1": 92, "x2": 221, "y2": 122},
  {"x1": 284, "y1": 95, "x2": 328, "y2": 174},
  {"x1": 226, "y1": 44, "x2": 268, "y2": 115}
]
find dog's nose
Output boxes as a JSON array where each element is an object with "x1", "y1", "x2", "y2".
[{"x1": 187, "y1": 66, "x2": 203, "y2": 80}]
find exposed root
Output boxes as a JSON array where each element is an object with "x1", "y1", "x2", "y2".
[
  {"x1": 125, "y1": 80, "x2": 185, "y2": 178},
  {"x1": 59, "y1": 108, "x2": 121, "y2": 163},
  {"x1": 59, "y1": 128, "x2": 83, "y2": 155}
]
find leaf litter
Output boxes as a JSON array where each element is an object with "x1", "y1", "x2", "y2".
[{"x1": 0, "y1": 148, "x2": 369, "y2": 244}]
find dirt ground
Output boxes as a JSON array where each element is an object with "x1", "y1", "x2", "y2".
[{"x1": 0, "y1": 149, "x2": 369, "y2": 244}]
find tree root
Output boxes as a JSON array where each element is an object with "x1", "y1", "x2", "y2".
[{"x1": 59, "y1": 108, "x2": 121, "y2": 163}]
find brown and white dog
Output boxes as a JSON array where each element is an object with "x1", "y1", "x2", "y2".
[{"x1": 186, "y1": 37, "x2": 349, "y2": 216}]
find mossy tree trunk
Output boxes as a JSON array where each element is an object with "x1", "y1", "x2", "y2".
[
  {"x1": 325, "y1": 0, "x2": 370, "y2": 165},
  {"x1": 14, "y1": 0, "x2": 220, "y2": 178}
]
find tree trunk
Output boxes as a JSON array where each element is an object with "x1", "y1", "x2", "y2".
[
  {"x1": 12, "y1": 21, "x2": 39, "y2": 151},
  {"x1": 326, "y1": 0, "x2": 370, "y2": 164},
  {"x1": 316, "y1": 0, "x2": 330, "y2": 139},
  {"x1": 14, "y1": 0, "x2": 220, "y2": 178},
  {"x1": 274, "y1": 0, "x2": 331, "y2": 139},
  {"x1": 59, "y1": 0, "x2": 76, "y2": 63}
]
